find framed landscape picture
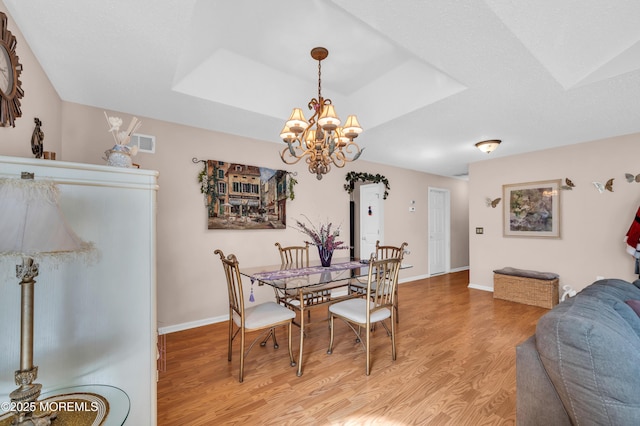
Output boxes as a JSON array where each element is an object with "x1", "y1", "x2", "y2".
[
  {"x1": 503, "y1": 179, "x2": 561, "y2": 238},
  {"x1": 203, "y1": 159, "x2": 288, "y2": 230}
]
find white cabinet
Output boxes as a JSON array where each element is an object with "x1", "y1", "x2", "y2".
[{"x1": 0, "y1": 155, "x2": 158, "y2": 424}]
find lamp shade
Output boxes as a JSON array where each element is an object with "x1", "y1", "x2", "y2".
[
  {"x1": 343, "y1": 115, "x2": 363, "y2": 138},
  {"x1": 285, "y1": 108, "x2": 308, "y2": 134},
  {"x1": 318, "y1": 104, "x2": 340, "y2": 131},
  {"x1": 0, "y1": 177, "x2": 93, "y2": 259},
  {"x1": 279, "y1": 125, "x2": 296, "y2": 143}
]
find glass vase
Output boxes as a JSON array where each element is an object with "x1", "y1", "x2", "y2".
[{"x1": 318, "y1": 246, "x2": 333, "y2": 267}]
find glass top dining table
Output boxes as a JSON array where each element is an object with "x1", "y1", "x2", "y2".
[
  {"x1": 240, "y1": 257, "x2": 411, "y2": 376},
  {"x1": 242, "y1": 258, "x2": 373, "y2": 290}
]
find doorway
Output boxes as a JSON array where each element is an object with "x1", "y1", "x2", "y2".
[
  {"x1": 350, "y1": 183, "x2": 384, "y2": 260},
  {"x1": 428, "y1": 187, "x2": 450, "y2": 275}
]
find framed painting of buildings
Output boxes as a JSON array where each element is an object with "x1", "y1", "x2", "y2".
[
  {"x1": 204, "y1": 160, "x2": 288, "y2": 230},
  {"x1": 503, "y1": 179, "x2": 561, "y2": 238}
]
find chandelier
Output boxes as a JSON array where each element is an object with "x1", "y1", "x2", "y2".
[{"x1": 279, "y1": 47, "x2": 363, "y2": 180}]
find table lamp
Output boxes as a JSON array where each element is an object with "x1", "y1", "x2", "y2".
[{"x1": 0, "y1": 172, "x2": 94, "y2": 425}]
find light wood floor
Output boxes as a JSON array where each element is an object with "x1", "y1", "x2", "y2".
[{"x1": 157, "y1": 270, "x2": 547, "y2": 425}]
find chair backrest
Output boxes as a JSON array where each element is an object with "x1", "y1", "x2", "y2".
[
  {"x1": 366, "y1": 255, "x2": 402, "y2": 311},
  {"x1": 215, "y1": 249, "x2": 244, "y2": 324},
  {"x1": 275, "y1": 242, "x2": 309, "y2": 267},
  {"x1": 375, "y1": 240, "x2": 408, "y2": 261}
]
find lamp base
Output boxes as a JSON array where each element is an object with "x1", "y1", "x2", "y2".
[
  {"x1": 9, "y1": 382, "x2": 41, "y2": 404},
  {"x1": 9, "y1": 411, "x2": 56, "y2": 426},
  {"x1": 9, "y1": 381, "x2": 56, "y2": 426}
]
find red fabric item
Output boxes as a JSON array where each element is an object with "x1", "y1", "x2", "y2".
[{"x1": 625, "y1": 207, "x2": 640, "y2": 255}]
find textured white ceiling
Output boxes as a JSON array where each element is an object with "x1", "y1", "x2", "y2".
[{"x1": 4, "y1": 0, "x2": 640, "y2": 177}]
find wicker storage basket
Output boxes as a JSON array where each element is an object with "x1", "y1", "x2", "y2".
[{"x1": 493, "y1": 272, "x2": 559, "y2": 309}]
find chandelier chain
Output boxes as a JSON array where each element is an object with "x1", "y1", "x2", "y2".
[{"x1": 317, "y1": 58, "x2": 322, "y2": 100}]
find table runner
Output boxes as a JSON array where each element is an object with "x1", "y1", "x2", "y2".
[{"x1": 250, "y1": 260, "x2": 365, "y2": 283}]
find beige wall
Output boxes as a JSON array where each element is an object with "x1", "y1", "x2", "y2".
[
  {"x1": 0, "y1": 3, "x2": 469, "y2": 331},
  {"x1": 469, "y1": 132, "x2": 640, "y2": 292},
  {"x1": 0, "y1": 3, "x2": 62, "y2": 157},
  {"x1": 59, "y1": 102, "x2": 469, "y2": 330}
]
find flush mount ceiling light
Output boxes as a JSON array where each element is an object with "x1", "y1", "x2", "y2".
[
  {"x1": 279, "y1": 47, "x2": 363, "y2": 180},
  {"x1": 475, "y1": 139, "x2": 501, "y2": 153}
]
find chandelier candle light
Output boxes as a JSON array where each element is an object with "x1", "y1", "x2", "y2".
[{"x1": 280, "y1": 47, "x2": 363, "y2": 180}]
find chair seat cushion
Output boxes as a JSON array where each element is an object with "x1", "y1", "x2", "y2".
[
  {"x1": 329, "y1": 298, "x2": 391, "y2": 324},
  {"x1": 233, "y1": 301, "x2": 295, "y2": 329}
]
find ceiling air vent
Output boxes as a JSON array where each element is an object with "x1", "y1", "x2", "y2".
[{"x1": 128, "y1": 133, "x2": 156, "y2": 153}]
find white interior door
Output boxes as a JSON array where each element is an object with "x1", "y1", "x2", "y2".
[
  {"x1": 429, "y1": 187, "x2": 450, "y2": 275},
  {"x1": 360, "y1": 183, "x2": 384, "y2": 260}
]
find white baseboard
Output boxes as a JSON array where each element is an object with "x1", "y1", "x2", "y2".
[
  {"x1": 401, "y1": 274, "x2": 429, "y2": 282},
  {"x1": 468, "y1": 283, "x2": 493, "y2": 292},
  {"x1": 427, "y1": 265, "x2": 470, "y2": 278},
  {"x1": 158, "y1": 315, "x2": 226, "y2": 335}
]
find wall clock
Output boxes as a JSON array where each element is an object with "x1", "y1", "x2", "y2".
[{"x1": 0, "y1": 12, "x2": 23, "y2": 127}]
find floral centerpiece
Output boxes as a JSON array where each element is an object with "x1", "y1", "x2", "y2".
[{"x1": 295, "y1": 215, "x2": 347, "y2": 267}]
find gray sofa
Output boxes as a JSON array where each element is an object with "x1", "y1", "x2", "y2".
[{"x1": 516, "y1": 278, "x2": 640, "y2": 425}]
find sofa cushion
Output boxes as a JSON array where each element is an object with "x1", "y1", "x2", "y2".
[
  {"x1": 536, "y1": 280, "x2": 640, "y2": 425},
  {"x1": 576, "y1": 280, "x2": 640, "y2": 337}
]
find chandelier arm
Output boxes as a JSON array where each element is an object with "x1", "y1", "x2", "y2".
[
  {"x1": 306, "y1": 100, "x2": 321, "y2": 124},
  {"x1": 280, "y1": 145, "x2": 312, "y2": 165},
  {"x1": 308, "y1": 98, "x2": 319, "y2": 111},
  {"x1": 328, "y1": 142, "x2": 363, "y2": 168},
  {"x1": 340, "y1": 141, "x2": 362, "y2": 155},
  {"x1": 329, "y1": 152, "x2": 347, "y2": 168}
]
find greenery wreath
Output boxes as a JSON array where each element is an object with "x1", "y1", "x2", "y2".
[{"x1": 344, "y1": 171, "x2": 390, "y2": 200}]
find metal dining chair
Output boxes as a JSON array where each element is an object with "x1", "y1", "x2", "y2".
[
  {"x1": 275, "y1": 241, "x2": 309, "y2": 267},
  {"x1": 215, "y1": 249, "x2": 296, "y2": 382},
  {"x1": 259, "y1": 242, "x2": 311, "y2": 348},
  {"x1": 274, "y1": 242, "x2": 333, "y2": 309},
  {"x1": 375, "y1": 240, "x2": 408, "y2": 322},
  {"x1": 349, "y1": 240, "x2": 407, "y2": 322},
  {"x1": 327, "y1": 255, "x2": 402, "y2": 375}
]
